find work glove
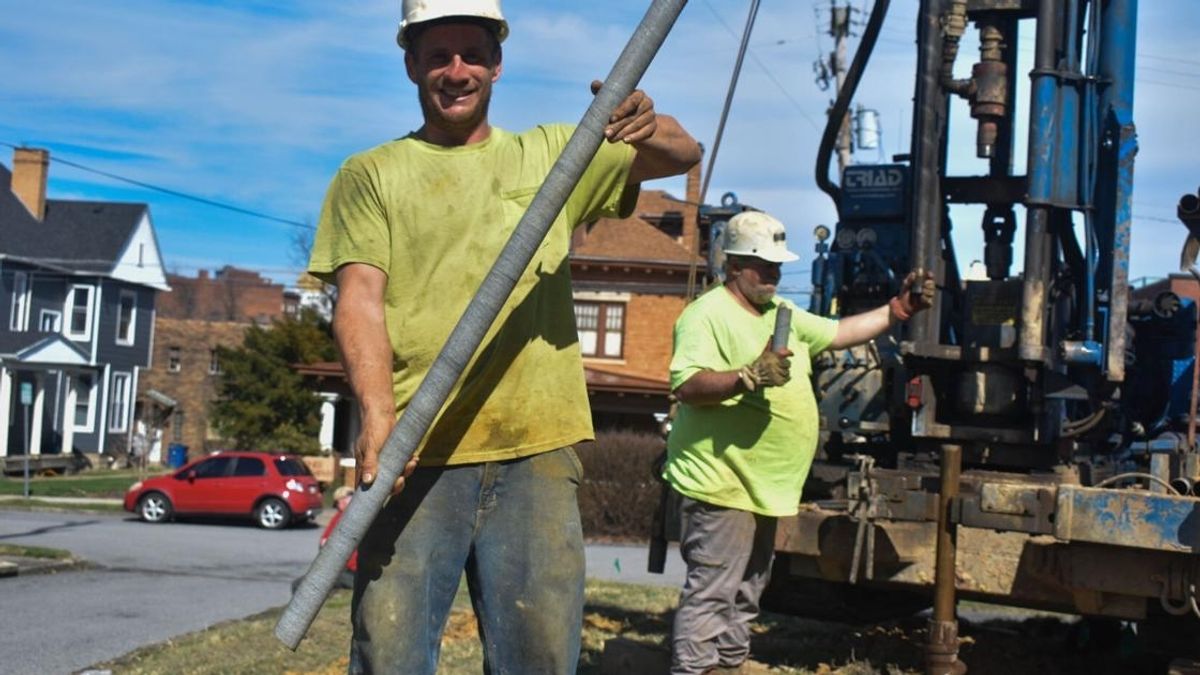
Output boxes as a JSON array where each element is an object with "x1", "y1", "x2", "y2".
[
  {"x1": 739, "y1": 349, "x2": 791, "y2": 392},
  {"x1": 890, "y1": 268, "x2": 936, "y2": 321}
]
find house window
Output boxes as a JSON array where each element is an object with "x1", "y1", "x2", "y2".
[
  {"x1": 108, "y1": 372, "x2": 131, "y2": 433},
  {"x1": 39, "y1": 310, "x2": 61, "y2": 332},
  {"x1": 116, "y1": 291, "x2": 137, "y2": 345},
  {"x1": 208, "y1": 349, "x2": 222, "y2": 375},
  {"x1": 65, "y1": 284, "x2": 95, "y2": 341},
  {"x1": 575, "y1": 301, "x2": 625, "y2": 358},
  {"x1": 168, "y1": 346, "x2": 182, "y2": 373},
  {"x1": 9, "y1": 271, "x2": 30, "y2": 331},
  {"x1": 73, "y1": 374, "x2": 96, "y2": 432},
  {"x1": 173, "y1": 411, "x2": 185, "y2": 442}
]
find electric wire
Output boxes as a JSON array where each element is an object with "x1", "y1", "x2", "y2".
[{"x1": 0, "y1": 141, "x2": 313, "y2": 231}]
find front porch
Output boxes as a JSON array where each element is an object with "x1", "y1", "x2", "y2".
[{"x1": 1, "y1": 333, "x2": 100, "y2": 464}]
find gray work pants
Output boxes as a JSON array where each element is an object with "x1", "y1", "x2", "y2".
[{"x1": 670, "y1": 495, "x2": 777, "y2": 675}]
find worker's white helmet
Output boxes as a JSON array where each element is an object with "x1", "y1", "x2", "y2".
[
  {"x1": 397, "y1": 0, "x2": 509, "y2": 50},
  {"x1": 721, "y1": 211, "x2": 799, "y2": 263}
]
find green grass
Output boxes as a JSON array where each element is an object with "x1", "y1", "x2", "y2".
[
  {"x1": 0, "y1": 469, "x2": 163, "y2": 498},
  {"x1": 0, "y1": 543, "x2": 73, "y2": 559}
]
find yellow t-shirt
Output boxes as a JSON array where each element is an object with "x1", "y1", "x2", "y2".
[
  {"x1": 664, "y1": 287, "x2": 838, "y2": 516},
  {"x1": 308, "y1": 125, "x2": 637, "y2": 465}
]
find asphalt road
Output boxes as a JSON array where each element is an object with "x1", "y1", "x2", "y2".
[{"x1": 0, "y1": 508, "x2": 685, "y2": 674}]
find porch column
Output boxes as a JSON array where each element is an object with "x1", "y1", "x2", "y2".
[
  {"x1": 61, "y1": 374, "x2": 77, "y2": 456},
  {"x1": 0, "y1": 366, "x2": 11, "y2": 458},
  {"x1": 30, "y1": 372, "x2": 45, "y2": 456},
  {"x1": 318, "y1": 393, "x2": 340, "y2": 452}
]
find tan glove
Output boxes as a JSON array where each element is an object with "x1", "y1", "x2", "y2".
[
  {"x1": 739, "y1": 350, "x2": 791, "y2": 391},
  {"x1": 890, "y1": 268, "x2": 936, "y2": 321}
]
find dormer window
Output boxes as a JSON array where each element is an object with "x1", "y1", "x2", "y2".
[{"x1": 65, "y1": 284, "x2": 95, "y2": 341}]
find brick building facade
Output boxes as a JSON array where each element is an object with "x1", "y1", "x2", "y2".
[
  {"x1": 138, "y1": 319, "x2": 249, "y2": 456},
  {"x1": 570, "y1": 163, "x2": 705, "y2": 430},
  {"x1": 136, "y1": 268, "x2": 286, "y2": 462}
]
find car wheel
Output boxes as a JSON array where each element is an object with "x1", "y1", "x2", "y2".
[
  {"x1": 255, "y1": 498, "x2": 291, "y2": 530},
  {"x1": 138, "y1": 492, "x2": 173, "y2": 523}
]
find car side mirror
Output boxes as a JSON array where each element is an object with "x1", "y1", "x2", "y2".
[{"x1": 187, "y1": 470, "x2": 197, "y2": 483}]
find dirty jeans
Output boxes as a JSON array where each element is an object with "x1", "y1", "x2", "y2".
[
  {"x1": 670, "y1": 495, "x2": 777, "y2": 675},
  {"x1": 349, "y1": 447, "x2": 585, "y2": 675}
]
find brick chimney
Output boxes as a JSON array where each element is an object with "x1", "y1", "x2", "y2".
[
  {"x1": 12, "y1": 147, "x2": 50, "y2": 221},
  {"x1": 681, "y1": 155, "x2": 703, "y2": 256}
]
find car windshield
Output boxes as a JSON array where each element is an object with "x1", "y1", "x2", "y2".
[{"x1": 274, "y1": 457, "x2": 312, "y2": 476}]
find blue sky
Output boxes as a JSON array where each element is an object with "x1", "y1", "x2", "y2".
[{"x1": 1, "y1": 0, "x2": 1198, "y2": 300}]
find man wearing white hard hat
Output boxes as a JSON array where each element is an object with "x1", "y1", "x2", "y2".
[
  {"x1": 307, "y1": 1, "x2": 701, "y2": 672},
  {"x1": 663, "y1": 211, "x2": 933, "y2": 674}
]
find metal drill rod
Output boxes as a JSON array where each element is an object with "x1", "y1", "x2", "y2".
[
  {"x1": 274, "y1": 0, "x2": 689, "y2": 650},
  {"x1": 771, "y1": 305, "x2": 792, "y2": 351},
  {"x1": 927, "y1": 445, "x2": 964, "y2": 675}
]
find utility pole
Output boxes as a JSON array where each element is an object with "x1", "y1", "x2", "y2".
[{"x1": 829, "y1": 1, "x2": 853, "y2": 176}]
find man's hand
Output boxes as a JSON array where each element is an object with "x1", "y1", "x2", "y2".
[
  {"x1": 891, "y1": 268, "x2": 936, "y2": 321},
  {"x1": 591, "y1": 80, "x2": 657, "y2": 144},
  {"x1": 741, "y1": 340, "x2": 794, "y2": 391},
  {"x1": 355, "y1": 412, "x2": 418, "y2": 496}
]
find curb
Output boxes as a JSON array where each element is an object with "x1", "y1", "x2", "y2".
[{"x1": 0, "y1": 556, "x2": 89, "y2": 578}]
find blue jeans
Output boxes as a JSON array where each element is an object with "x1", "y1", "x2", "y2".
[{"x1": 349, "y1": 446, "x2": 585, "y2": 675}]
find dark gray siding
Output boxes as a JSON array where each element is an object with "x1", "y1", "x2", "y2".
[{"x1": 96, "y1": 279, "x2": 154, "y2": 369}]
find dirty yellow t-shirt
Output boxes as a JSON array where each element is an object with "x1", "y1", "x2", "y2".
[
  {"x1": 308, "y1": 125, "x2": 636, "y2": 465},
  {"x1": 664, "y1": 287, "x2": 838, "y2": 516}
]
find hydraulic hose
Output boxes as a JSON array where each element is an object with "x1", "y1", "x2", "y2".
[
  {"x1": 274, "y1": 0, "x2": 689, "y2": 650},
  {"x1": 815, "y1": 0, "x2": 890, "y2": 204}
]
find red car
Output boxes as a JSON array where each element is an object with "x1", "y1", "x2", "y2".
[{"x1": 123, "y1": 451, "x2": 323, "y2": 530}]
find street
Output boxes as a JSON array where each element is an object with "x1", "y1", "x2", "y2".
[{"x1": 0, "y1": 508, "x2": 685, "y2": 674}]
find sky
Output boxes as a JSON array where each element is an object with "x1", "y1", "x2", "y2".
[{"x1": 1, "y1": 0, "x2": 1198, "y2": 303}]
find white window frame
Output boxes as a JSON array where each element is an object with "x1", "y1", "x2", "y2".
[
  {"x1": 64, "y1": 284, "x2": 95, "y2": 341},
  {"x1": 167, "y1": 346, "x2": 182, "y2": 373},
  {"x1": 9, "y1": 271, "x2": 30, "y2": 331},
  {"x1": 208, "y1": 348, "x2": 222, "y2": 375},
  {"x1": 108, "y1": 372, "x2": 131, "y2": 433},
  {"x1": 39, "y1": 309, "x2": 62, "y2": 333},
  {"x1": 115, "y1": 290, "x2": 137, "y2": 345},
  {"x1": 73, "y1": 374, "x2": 97, "y2": 432}
]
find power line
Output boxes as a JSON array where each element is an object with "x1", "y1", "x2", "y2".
[
  {"x1": 1, "y1": 141, "x2": 314, "y2": 231},
  {"x1": 700, "y1": 0, "x2": 824, "y2": 133}
]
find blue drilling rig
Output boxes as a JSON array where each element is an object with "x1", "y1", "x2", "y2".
[{"x1": 767, "y1": 0, "x2": 1200, "y2": 669}]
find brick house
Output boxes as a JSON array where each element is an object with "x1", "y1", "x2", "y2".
[
  {"x1": 571, "y1": 166, "x2": 707, "y2": 430},
  {"x1": 136, "y1": 268, "x2": 287, "y2": 461},
  {"x1": 0, "y1": 148, "x2": 168, "y2": 469}
]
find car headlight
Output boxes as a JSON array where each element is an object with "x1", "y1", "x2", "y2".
[
  {"x1": 129, "y1": 481, "x2": 143, "y2": 492},
  {"x1": 286, "y1": 479, "x2": 304, "y2": 492}
]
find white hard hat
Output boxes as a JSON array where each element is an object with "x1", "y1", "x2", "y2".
[
  {"x1": 397, "y1": 0, "x2": 509, "y2": 50},
  {"x1": 721, "y1": 211, "x2": 799, "y2": 263}
]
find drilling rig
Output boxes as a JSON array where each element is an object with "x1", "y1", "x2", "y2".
[{"x1": 762, "y1": 0, "x2": 1200, "y2": 668}]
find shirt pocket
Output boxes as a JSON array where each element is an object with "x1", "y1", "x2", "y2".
[{"x1": 499, "y1": 186, "x2": 555, "y2": 251}]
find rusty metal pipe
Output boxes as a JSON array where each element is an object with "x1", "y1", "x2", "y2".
[
  {"x1": 273, "y1": 0, "x2": 690, "y2": 650},
  {"x1": 927, "y1": 445, "x2": 965, "y2": 674}
]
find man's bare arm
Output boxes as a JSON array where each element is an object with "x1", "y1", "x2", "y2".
[
  {"x1": 673, "y1": 369, "x2": 747, "y2": 407},
  {"x1": 333, "y1": 263, "x2": 413, "y2": 491},
  {"x1": 590, "y1": 80, "x2": 702, "y2": 184}
]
